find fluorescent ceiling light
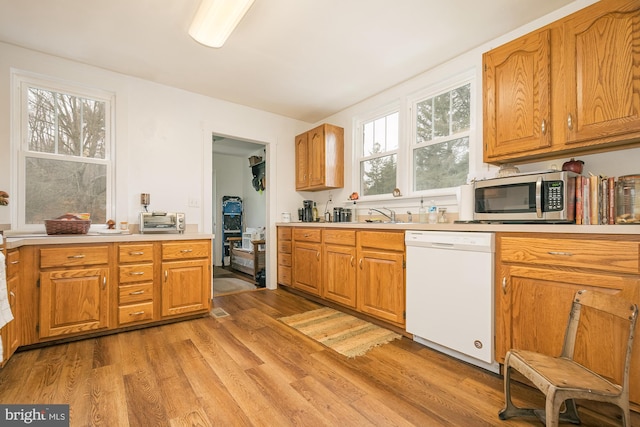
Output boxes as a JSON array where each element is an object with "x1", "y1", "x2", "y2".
[{"x1": 189, "y1": 0, "x2": 255, "y2": 48}]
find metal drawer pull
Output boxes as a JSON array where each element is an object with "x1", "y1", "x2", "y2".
[
  {"x1": 103, "y1": 276, "x2": 107, "y2": 290},
  {"x1": 359, "y1": 259, "x2": 363, "y2": 269},
  {"x1": 129, "y1": 311, "x2": 145, "y2": 316},
  {"x1": 502, "y1": 277, "x2": 507, "y2": 295},
  {"x1": 180, "y1": 249, "x2": 193, "y2": 253},
  {"x1": 67, "y1": 254, "x2": 85, "y2": 259},
  {"x1": 567, "y1": 113, "x2": 573, "y2": 130},
  {"x1": 10, "y1": 260, "x2": 19, "y2": 265},
  {"x1": 129, "y1": 251, "x2": 144, "y2": 255},
  {"x1": 129, "y1": 290, "x2": 145, "y2": 295},
  {"x1": 548, "y1": 251, "x2": 573, "y2": 256},
  {"x1": 350, "y1": 256, "x2": 354, "y2": 267},
  {"x1": 164, "y1": 270, "x2": 168, "y2": 281},
  {"x1": 129, "y1": 271, "x2": 145, "y2": 276},
  {"x1": 541, "y1": 119, "x2": 547, "y2": 135}
]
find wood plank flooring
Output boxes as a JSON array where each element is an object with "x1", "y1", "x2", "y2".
[{"x1": 0, "y1": 288, "x2": 636, "y2": 426}]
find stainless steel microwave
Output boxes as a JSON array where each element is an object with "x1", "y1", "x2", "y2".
[{"x1": 474, "y1": 171, "x2": 577, "y2": 223}]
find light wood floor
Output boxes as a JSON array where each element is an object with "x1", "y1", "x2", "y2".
[{"x1": 0, "y1": 288, "x2": 635, "y2": 426}]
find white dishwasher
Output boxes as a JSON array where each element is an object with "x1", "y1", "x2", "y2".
[{"x1": 405, "y1": 230, "x2": 498, "y2": 373}]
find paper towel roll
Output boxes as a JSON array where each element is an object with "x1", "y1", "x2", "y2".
[{"x1": 457, "y1": 184, "x2": 474, "y2": 221}]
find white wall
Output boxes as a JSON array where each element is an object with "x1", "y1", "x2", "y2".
[
  {"x1": 0, "y1": 41, "x2": 309, "y2": 289},
  {"x1": 315, "y1": 0, "x2": 640, "y2": 218}
]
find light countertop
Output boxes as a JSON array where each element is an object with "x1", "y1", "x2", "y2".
[
  {"x1": 277, "y1": 221, "x2": 640, "y2": 235},
  {"x1": 5, "y1": 232, "x2": 214, "y2": 249}
]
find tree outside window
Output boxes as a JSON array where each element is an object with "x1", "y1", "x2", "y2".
[
  {"x1": 360, "y1": 112, "x2": 398, "y2": 196},
  {"x1": 413, "y1": 83, "x2": 470, "y2": 192},
  {"x1": 20, "y1": 80, "x2": 111, "y2": 225}
]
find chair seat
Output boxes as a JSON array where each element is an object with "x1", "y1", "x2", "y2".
[{"x1": 508, "y1": 349, "x2": 622, "y2": 396}]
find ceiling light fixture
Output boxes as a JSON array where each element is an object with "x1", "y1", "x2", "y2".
[{"x1": 188, "y1": 0, "x2": 255, "y2": 48}]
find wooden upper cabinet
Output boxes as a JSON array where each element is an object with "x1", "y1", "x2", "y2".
[
  {"x1": 295, "y1": 123, "x2": 344, "y2": 191},
  {"x1": 560, "y1": 0, "x2": 640, "y2": 148},
  {"x1": 483, "y1": 28, "x2": 552, "y2": 161},
  {"x1": 483, "y1": 0, "x2": 640, "y2": 164}
]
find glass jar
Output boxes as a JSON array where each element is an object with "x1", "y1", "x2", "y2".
[{"x1": 616, "y1": 175, "x2": 640, "y2": 224}]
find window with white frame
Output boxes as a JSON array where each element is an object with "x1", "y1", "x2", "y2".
[
  {"x1": 412, "y1": 81, "x2": 470, "y2": 192},
  {"x1": 358, "y1": 111, "x2": 399, "y2": 197},
  {"x1": 15, "y1": 74, "x2": 113, "y2": 229}
]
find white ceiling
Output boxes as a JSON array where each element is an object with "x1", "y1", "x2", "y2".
[{"x1": 0, "y1": 0, "x2": 576, "y2": 123}]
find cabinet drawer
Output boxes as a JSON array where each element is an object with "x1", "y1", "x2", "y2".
[
  {"x1": 162, "y1": 241, "x2": 210, "y2": 260},
  {"x1": 293, "y1": 228, "x2": 321, "y2": 243},
  {"x1": 278, "y1": 240, "x2": 291, "y2": 254},
  {"x1": 278, "y1": 266, "x2": 292, "y2": 286},
  {"x1": 278, "y1": 227, "x2": 292, "y2": 241},
  {"x1": 323, "y1": 229, "x2": 356, "y2": 246},
  {"x1": 119, "y1": 283, "x2": 153, "y2": 305},
  {"x1": 358, "y1": 231, "x2": 404, "y2": 251},
  {"x1": 118, "y1": 302, "x2": 154, "y2": 325},
  {"x1": 119, "y1": 243, "x2": 154, "y2": 263},
  {"x1": 119, "y1": 264, "x2": 154, "y2": 284},
  {"x1": 40, "y1": 246, "x2": 109, "y2": 268},
  {"x1": 6, "y1": 250, "x2": 20, "y2": 277},
  {"x1": 501, "y1": 237, "x2": 640, "y2": 274},
  {"x1": 278, "y1": 253, "x2": 292, "y2": 267}
]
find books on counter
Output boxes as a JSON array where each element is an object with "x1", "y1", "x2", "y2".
[{"x1": 575, "y1": 174, "x2": 616, "y2": 225}]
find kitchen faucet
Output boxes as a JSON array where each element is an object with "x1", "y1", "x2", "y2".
[{"x1": 368, "y1": 207, "x2": 396, "y2": 223}]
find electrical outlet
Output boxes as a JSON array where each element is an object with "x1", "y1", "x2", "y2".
[
  {"x1": 328, "y1": 193, "x2": 333, "y2": 202},
  {"x1": 188, "y1": 197, "x2": 200, "y2": 208}
]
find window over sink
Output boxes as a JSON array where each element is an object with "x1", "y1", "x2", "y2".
[{"x1": 355, "y1": 72, "x2": 474, "y2": 200}]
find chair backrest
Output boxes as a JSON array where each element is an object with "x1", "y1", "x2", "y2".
[{"x1": 562, "y1": 289, "x2": 638, "y2": 393}]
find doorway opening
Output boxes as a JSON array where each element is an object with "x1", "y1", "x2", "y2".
[{"x1": 212, "y1": 133, "x2": 268, "y2": 294}]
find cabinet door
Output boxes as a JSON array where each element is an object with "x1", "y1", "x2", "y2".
[
  {"x1": 357, "y1": 249, "x2": 405, "y2": 325},
  {"x1": 323, "y1": 244, "x2": 357, "y2": 308},
  {"x1": 1, "y1": 273, "x2": 19, "y2": 364},
  {"x1": 161, "y1": 259, "x2": 210, "y2": 317},
  {"x1": 293, "y1": 241, "x2": 322, "y2": 295},
  {"x1": 497, "y1": 264, "x2": 640, "y2": 401},
  {"x1": 39, "y1": 267, "x2": 110, "y2": 338},
  {"x1": 295, "y1": 132, "x2": 309, "y2": 190},
  {"x1": 562, "y1": 0, "x2": 640, "y2": 146},
  {"x1": 483, "y1": 28, "x2": 551, "y2": 161},
  {"x1": 308, "y1": 125, "x2": 326, "y2": 188}
]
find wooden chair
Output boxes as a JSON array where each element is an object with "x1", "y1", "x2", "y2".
[{"x1": 499, "y1": 289, "x2": 638, "y2": 427}]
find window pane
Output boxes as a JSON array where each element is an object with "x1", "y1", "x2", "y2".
[
  {"x1": 361, "y1": 154, "x2": 397, "y2": 196},
  {"x1": 57, "y1": 93, "x2": 82, "y2": 156},
  {"x1": 413, "y1": 137, "x2": 469, "y2": 191},
  {"x1": 28, "y1": 88, "x2": 56, "y2": 153},
  {"x1": 362, "y1": 112, "x2": 399, "y2": 155},
  {"x1": 82, "y1": 98, "x2": 106, "y2": 158},
  {"x1": 433, "y1": 93, "x2": 450, "y2": 138},
  {"x1": 416, "y1": 99, "x2": 433, "y2": 143},
  {"x1": 451, "y1": 83, "x2": 470, "y2": 133},
  {"x1": 25, "y1": 157, "x2": 107, "y2": 224},
  {"x1": 362, "y1": 121, "x2": 375, "y2": 156}
]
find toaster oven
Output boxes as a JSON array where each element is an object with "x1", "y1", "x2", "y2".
[{"x1": 139, "y1": 212, "x2": 185, "y2": 233}]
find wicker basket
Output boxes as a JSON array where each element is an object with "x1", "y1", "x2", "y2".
[{"x1": 45, "y1": 219, "x2": 91, "y2": 235}]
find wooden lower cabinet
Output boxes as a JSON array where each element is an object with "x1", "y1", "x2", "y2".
[
  {"x1": 39, "y1": 245, "x2": 111, "y2": 339},
  {"x1": 2, "y1": 238, "x2": 212, "y2": 366},
  {"x1": 496, "y1": 233, "x2": 640, "y2": 405},
  {"x1": 281, "y1": 227, "x2": 405, "y2": 326},
  {"x1": 277, "y1": 227, "x2": 292, "y2": 286},
  {"x1": 161, "y1": 258, "x2": 210, "y2": 317},
  {"x1": 357, "y1": 231, "x2": 405, "y2": 326},
  {"x1": 1, "y1": 249, "x2": 20, "y2": 365},
  {"x1": 292, "y1": 228, "x2": 323, "y2": 296},
  {"x1": 39, "y1": 267, "x2": 111, "y2": 338},
  {"x1": 323, "y1": 230, "x2": 357, "y2": 308},
  {"x1": 161, "y1": 240, "x2": 212, "y2": 317}
]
